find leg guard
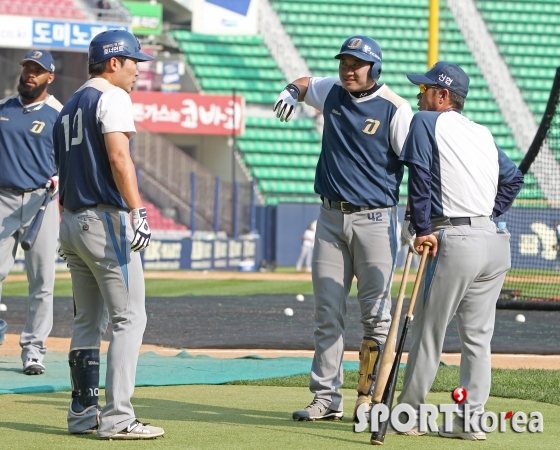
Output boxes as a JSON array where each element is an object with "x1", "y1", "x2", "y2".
[
  {"x1": 68, "y1": 348, "x2": 100, "y2": 416},
  {"x1": 353, "y1": 338, "x2": 382, "y2": 422}
]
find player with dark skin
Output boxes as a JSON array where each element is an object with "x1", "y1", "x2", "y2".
[{"x1": 0, "y1": 50, "x2": 61, "y2": 373}]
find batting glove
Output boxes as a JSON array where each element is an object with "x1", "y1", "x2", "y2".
[
  {"x1": 401, "y1": 218, "x2": 419, "y2": 255},
  {"x1": 131, "y1": 207, "x2": 151, "y2": 252},
  {"x1": 47, "y1": 175, "x2": 59, "y2": 196},
  {"x1": 57, "y1": 245, "x2": 67, "y2": 262},
  {"x1": 273, "y1": 84, "x2": 300, "y2": 122}
]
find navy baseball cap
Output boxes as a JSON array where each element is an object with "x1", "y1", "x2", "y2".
[
  {"x1": 334, "y1": 35, "x2": 382, "y2": 64},
  {"x1": 406, "y1": 61, "x2": 469, "y2": 98},
  {"x1": 20, "y1": 50, "x2": 55, "y2": 73}
]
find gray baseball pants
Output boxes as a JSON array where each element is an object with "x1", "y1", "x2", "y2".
[
  {"x1": 0, "y1": 188, "x2": 58, "y2": 364},
  {"x1": 60, "y1": 205, "x2": 146, "y2": 437},
  {"x1": 398, "y1": 216, "x2": 510, "y2": 420},
  {"x1": 310, "y1": 203, "x2": 397, "y2": 411}
]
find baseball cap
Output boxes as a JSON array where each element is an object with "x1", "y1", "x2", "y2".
[
  {"x1": 20, "y1": 50, "x2": 55, "y2": 73},
  {"x1": 334, "y1": 35, "x2": 382, "y2": 64},
  {"x1": 406, "y1": 61, "x2": 469, "y2": 98}
]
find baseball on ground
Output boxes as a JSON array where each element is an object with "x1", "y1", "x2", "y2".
[
  {"x1": 515, "y1": 314, "x2": 526, "y2": 323},
  {"x1": 284, "y1": 308, "x2": 294, "y2": 317},
  {"x1": 296, "y1": 294, "x2": 304, "y2": 302}
]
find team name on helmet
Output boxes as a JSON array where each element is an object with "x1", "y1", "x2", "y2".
[{"x1": 103, "y1": 42, "x2": 125, "y2": 56}]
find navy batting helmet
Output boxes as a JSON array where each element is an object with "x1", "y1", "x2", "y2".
[
  {"x1": 88, "y1": 29, "x2": 154, "y2": 65},
  {"x1": 335, "y1": 35, "x2": 382, "y2": 79}
]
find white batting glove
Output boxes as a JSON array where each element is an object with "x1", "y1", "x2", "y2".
[
  {"x1": 401, "y1": 218, "x2": 419, "y2": 255},
  {"x1": 131, "y1": 207, "x2": 151, "y2": 252},
  {"x1": 47, "y1": 175, "x2": 59, "y2": 196},
  {"x1": 273, "y1": 84, "x2": 300, "y2": 122}
]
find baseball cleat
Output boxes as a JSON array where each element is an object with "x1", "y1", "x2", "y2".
[
  {"x1": 386, "y1": 422, "x2": 427, "y2": 436},
  {"x1": 292, "y1": 399, "x2": 344, "y2": 421},
  {"x1": 438, "y1": 416, "x2": 486, "y2": 440},
  {"x1": 105, "y1": 419, "x2": 164, "y2": 440},
  {"x1": 23, "y1": 358, "x2": 45, "y2": 375}
]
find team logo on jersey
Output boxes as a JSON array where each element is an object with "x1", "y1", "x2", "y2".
[
  {"x1": 347, "y1": 38, "x2": 362, "y2": 49},
  {"x1": 31, "y1": 51, "x2": 42, "y2": 59},
  {"x1": 362, "y1": 118, "x2": 381, "y2": 135},
  {"x1": 30, "y1": 121, "x2": 45, "y2": 134}
]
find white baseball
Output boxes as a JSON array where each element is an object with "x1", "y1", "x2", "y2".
[
  {"x1": 284, "y1": 308, "x2": 294, "y2": 317},
  {"x1": 0, "y1": 304, "x2": 6, "y2": 312},
  {"x1": 296, "y1": 294, "x2": 305, "y2": 302},
  {"x1": 515, "y1": 314, "x2": 526, "y2": 323}
]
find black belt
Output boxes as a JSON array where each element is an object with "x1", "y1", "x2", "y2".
[
  {"x1": 0, "y1": 187, "x2": 42, "y2": 194},
  {"x1": 322, "y1": 196, "x2": 381, "y2": 214},
  {"x1": 449, "y1": 216, "x2": 490, "y2": 226}
]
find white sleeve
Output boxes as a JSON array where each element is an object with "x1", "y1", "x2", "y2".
[
  {"x1": 304, "y1": 77, "x2": 339, "y2": 112},
  {"x1": 96, "y1": 88, "x2": 137, "y2": 136},
  {"x1": 389, "y1": 102, "x2": 413, "y2": 156}
]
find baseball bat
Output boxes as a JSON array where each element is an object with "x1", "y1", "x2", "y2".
[
  {"x1": 21, "y1": 183, "x2": 53, "y2": 251},
  {"x1": 368, "y1": 249, "x2": 414, "y2": 403},
  {"x1": 370, "y1": 242, "x2": 432, "y2": 445}
]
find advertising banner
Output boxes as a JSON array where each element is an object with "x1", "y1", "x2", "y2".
[
  {"x1": 15, "y1": 238, "x2": 260, "y2": 272},
  {"x1": 0, "y1": 16, "x2": 33, "y2": 48},
  {"x1": 123, "y1": 1, "x2": 163, "y2": 35},
  {"x1": 31, "y1": 20, "x2": 129, "y2": 51},
  {"x1": 130, "y1": 91, "x2": 245, "y2": 135}
]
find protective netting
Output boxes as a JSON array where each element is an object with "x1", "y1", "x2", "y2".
[{"x1": 498, "y1": 68, "x2": 560, "y2": 308}]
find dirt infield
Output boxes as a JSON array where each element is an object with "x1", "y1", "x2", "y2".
[{"x1": 1, "y1": 334, "x2": 559, "y2": 370}]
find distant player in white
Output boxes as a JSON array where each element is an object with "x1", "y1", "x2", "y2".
[
  {"x1": 397, "y1": 62, "x2": 523, "y2": 440},
  {"x1": 274, "y1": 35, "x2": 413, "y2": 422},
  {"x1": 296, "y1": 221, "x2": 316, "y2": 272},
  {"x1": 0, "y1": 50, "x2": 61, "y2": 375},
  {"x1": 53, "y1": 30, "x2": 163, "y2": 439}
]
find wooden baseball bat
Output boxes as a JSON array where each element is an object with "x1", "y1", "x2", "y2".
[
  {"x1": 21, "y1": 183, "x2": 53, "y2": 251},
  {"x1": 370, "y1": 242, "x2": 432, "y2": 445},
  {"x1": 369, "y1": 249, "x2": 414, "y2": 403}
]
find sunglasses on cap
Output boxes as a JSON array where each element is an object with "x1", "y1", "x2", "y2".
[{"x1": 419, "y1": 84, "x2": 443, "y2": 94}]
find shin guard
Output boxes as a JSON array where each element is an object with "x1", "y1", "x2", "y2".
[
  {"x1": 68, "y1": 348, "x2": 100, "y2": 416},
  {"x1": 353, "y1": 338, "x2": 383, "y2": 421}
]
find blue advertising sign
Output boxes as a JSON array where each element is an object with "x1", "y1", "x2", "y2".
[{"x1": 32, "y1": 20, "x2": 129, "y2": 51}]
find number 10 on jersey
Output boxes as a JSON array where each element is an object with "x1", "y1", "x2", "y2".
[{"x1": 61, "y1": 108, "x2": 83, "y2": 151}]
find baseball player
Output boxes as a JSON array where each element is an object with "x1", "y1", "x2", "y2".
[
  {"x1": 273, "y1": 35, "x2": 413, "y2": 421},
  {"x1": 0, "y1": 50, "x2": 61, "y2": 374},
  {"x1": 295, "y1": 221, "x2": 316, "y2": 272},
  {"x1": 397, "y1": 62, "x2": 523, "y2": 439},
  {"x1": 53, "y1": 30, "x2": 163, "y2": 439}
]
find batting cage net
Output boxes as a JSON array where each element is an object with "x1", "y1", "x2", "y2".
[{"x1": 497, "y1": 67, "x2": 560, "y2": 310}]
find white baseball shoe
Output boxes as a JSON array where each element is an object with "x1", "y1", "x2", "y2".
[
  {"x1": 438, "y1": 415, "x2": 486, "y2": 440},
  {"x1": 23, "y1": 358, "x2": 45, "y2": 375},
  {"x1": 106, "y1": 419, "x2": 165, "y2": 440}
]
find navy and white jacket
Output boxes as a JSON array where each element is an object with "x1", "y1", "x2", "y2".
[{"x1": 399, "y1": 110, "x2": 524, "y2": 236}]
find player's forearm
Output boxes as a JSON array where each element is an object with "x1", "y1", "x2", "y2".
[
  {"x1": 105, "y1": 132, "x2": 142, "y2": 210},
  {"x1": 290, "y1": 77, "x2": 310, "y2": 101}
]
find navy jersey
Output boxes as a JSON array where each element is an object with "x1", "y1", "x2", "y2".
[
  {"x1": 304, "y1": 78, "x2": 413, "y2": 207},
  {"x1": 54, "y1": 78, "x2": 136, "y2": 211},
  {"x1": 0, "y1": 95, "x2": 62, "y2": 189},
  {"x1": 399, "y1": 110, "x2": 523, "y2": 235}
]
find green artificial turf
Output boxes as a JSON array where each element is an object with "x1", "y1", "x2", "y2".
[
  {"x1": 230, "y1": 366, "x2": 560, "y2": 407},
  {"x1": 0, "y1": 386, "x2": 556, "y2": 449},
  {"x1": 2, "y1": 276, "x2": 416, "y2": 298}
]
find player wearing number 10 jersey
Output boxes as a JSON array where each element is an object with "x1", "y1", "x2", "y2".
[{"x1": 53, "y1": 30, "x2": 164, "y2": 440}]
